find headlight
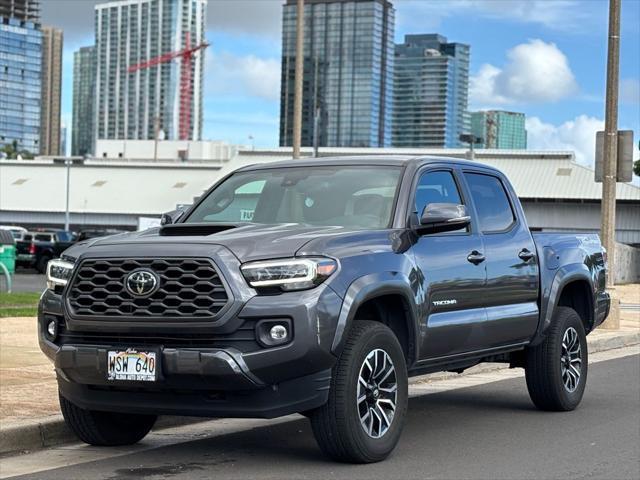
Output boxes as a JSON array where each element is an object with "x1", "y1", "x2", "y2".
[
  {"x1": 46, "y1": 258, "x2": 75, "y2": 290},
  {"x1": 241, "y1": 257, "x2": 337, "y2": 291}
]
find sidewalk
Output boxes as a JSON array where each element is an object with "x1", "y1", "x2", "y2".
[{"x1": 1, "y1": 284, "x2": 638, "y2": 454}]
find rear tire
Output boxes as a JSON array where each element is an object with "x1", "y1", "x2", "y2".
[
  {"x1": 59, "y1": 393, "x2": 157, "y2": 446},
  {"x1": 309, "y1": 321, "x2": 408, "y2": 463},
  {"x1": 525, "y1": 307, "x2": 588, "y2": 411}
]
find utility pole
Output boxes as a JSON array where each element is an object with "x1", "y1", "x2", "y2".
[
  {"x1": 292, "y1": 0, "x2": 304, "y2": 159},
  {"x1": 153, "y1": 116, "x2": 160, "y2": 162},
  {"x1": 64, "y1": 158, "x2": 71, "y2": 231},
  {"x1": 600, "y1": 0, "x2": 621, "y2": 328},
  {"x1": 313, "y1": 108, "x2": 320, "y2": 157}
]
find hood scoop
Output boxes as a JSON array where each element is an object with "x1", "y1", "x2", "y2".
[{"x1": 159, "y1": 223, "x2": 239, "y2": 237}]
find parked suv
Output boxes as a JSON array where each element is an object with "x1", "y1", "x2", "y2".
[
  {"x1": 17, "y1": 230, "x2": 75, "y2": 272},
  {"x1": 39, "y1": 156, "x2": 609, "y2": 463}
]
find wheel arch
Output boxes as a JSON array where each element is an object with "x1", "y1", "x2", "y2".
[
  {"x1": 331, "y1": 272, "x2": 418, "y2": 367},
  {"x1": 533, "y1": 264, "x2": 596, "y2": 345}
]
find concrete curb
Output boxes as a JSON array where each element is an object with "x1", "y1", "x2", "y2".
[{"x1": 1, "y1": 330, "x2": 638, "y2": 456}]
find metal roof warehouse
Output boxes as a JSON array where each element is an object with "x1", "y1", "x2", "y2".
[{"x1": 1, "y1": 148, "x2": 638, "y2": 245}]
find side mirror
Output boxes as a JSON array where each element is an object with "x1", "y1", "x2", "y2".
[
  {"x1": 160, "y1": 207, "x2": 187, "y2": 226},
  {"x1": 418, "y1": 203, "x2": 470, "y2": 234}
]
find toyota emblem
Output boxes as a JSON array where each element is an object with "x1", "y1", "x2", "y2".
[{"x1": 125, "y1": 269, "x2": 159, "y2": 297}]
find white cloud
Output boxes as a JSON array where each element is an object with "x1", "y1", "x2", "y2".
[
  {"x1": 205, "y1": 51, "x2": 281, "y2": 101},
  {"x1": 395, "y1": 0, "x2": 593, "y2": 34},
  {"x1": 468, "y1": 0, "x2": 589, "y2": 30},
  {"x1": 470, "y1": 40, "x2": 578, "y2": 106},
  {"x1": 526, "y1": 115, "x2": 604, "y2": 165},
  {"x1": 620, "y1": 78, "x2": 640, "y2": 105},
  {"x1": 207, "y1": 0, "x2": 282, "y2": 39}
]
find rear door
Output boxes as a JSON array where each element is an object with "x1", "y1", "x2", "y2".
[
  {"x1": 410, "y1": 167, "x2": 488, "y2": 360},
  {"x1": 462, "y1": 170, "x2": 540, "y2": 347}
]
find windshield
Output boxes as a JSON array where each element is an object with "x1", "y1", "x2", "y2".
[
  {"x1": 186, "y1": 166, "x2": 402, "y2": 229},
  {"x1": 56, "y1": 231, "x2": 74, "y2": 242}
]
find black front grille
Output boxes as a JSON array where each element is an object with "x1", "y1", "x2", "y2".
[{"x1": 67, "y1": 258, "x2": 229, "y2": 319}]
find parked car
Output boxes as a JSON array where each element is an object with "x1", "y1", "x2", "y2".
[
  {"x1": 17, "y1": 230, "x2": 76, "y2": 273},
  {"x1": 39, "y1": 156, "x2": 609, "y2": 463},
  {"x1": 0, "y1": 225, "x2": 28, "y2": 241}
]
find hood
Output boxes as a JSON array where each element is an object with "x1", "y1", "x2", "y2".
[{"x1": 66, "y1": 223, "x2": 365, "y2": 263}]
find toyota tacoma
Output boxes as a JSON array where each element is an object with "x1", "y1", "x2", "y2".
[{"x1": 39, "y1": 156, "x2": 610, "y2": 463}]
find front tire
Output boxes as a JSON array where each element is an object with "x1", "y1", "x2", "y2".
[
  {"x1": 59, "y1": 393, "x2": 157, "y2": 446},
  {"x1": 309, "y1": 321, "x2": 408, "y2": 463},
  {"x1": 525, "y1": 307, "x2": 588, "y2": 411}
]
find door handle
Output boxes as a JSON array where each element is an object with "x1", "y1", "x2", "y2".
[
  {"x1": 467, "y1": 251, "x2": 485, "y2": 265},
  {"x1": 518, "y1": 248, "x2": 535, "y2": 262}
]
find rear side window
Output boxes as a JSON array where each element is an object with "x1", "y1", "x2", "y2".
[
  {"x1": 464, "y1": 173, "x2": 515, "y2": 233},
  {"x1": 414, "y1": 171, "x2": 463, "y2": 214}
]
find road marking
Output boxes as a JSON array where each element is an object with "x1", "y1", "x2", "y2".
[{"x1": 1, "y1": 345, "x2": 638, "y2": 479}]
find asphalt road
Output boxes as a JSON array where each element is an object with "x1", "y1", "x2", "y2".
[
  {"x1": 6, "y1": 353, "x2": 639, "y2": 480},
  {"x1": 5, "y1": 271, "x2": 45, "y2": 293}
]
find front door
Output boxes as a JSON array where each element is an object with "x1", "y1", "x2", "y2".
[{"x1": 411, "y1": 168, "x2": 488, "y2": 360}]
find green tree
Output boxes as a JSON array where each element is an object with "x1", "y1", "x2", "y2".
[
  {"x1": 0, "y1": 140, "x2": 33, "y2": 159},
  {"x1": 634, "y1": 159, "x2": 640, "y2": 177}
]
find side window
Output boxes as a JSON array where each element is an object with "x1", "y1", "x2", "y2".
[
  {"x1": 414, "y1": 170, "x2": 463, "y2": 214},
  {"x1": 464, "y1": 173, "x2": 515, "y2": 233}
]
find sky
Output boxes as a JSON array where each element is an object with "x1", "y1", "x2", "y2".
[{"x1": 41, "y1": 0, "x2": 640, "y2": 169}]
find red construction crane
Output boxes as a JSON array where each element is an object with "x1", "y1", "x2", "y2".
[{"x1": 128, "y1": 32, "x2": 209, "y2": 140}]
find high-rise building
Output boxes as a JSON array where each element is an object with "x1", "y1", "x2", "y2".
[
  {"x1": 0, "y1": 0, "x2": 39, "y2": 22},
  {"x1": 94, "y1": 0, "x2": 207, "y2": 142},
  {"x1": 393, "y1": 34, "x2": 470, "y2": 148},
  {"x1": 0, "y1": 2, "x2": 42, "y2": 155},
  {"x1": 279, "y1": 0, "x2": 395, "y2": 148},
  {"x1": 40, "y1": 25, "x2": 63, "y2": 156},
  {"x1": 72, "y1": 46, "x2": 96, "y2": 156},
  {"x1": 471, "y1": 110, "x2": 527, "y2": 149},
  {"x1": 60, "y1": 124, "x2": 67, "y2": 156}
]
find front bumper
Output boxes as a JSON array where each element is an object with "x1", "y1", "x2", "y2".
[{"x1": 39, "y1": 272, "x2": 343, "y2": 418}]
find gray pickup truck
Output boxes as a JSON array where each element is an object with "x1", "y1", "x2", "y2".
[{"x1": 39, "y1": 156, "x2": 610, "y2": 463}]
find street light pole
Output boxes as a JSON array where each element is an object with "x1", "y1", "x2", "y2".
[
  {"x1": 292, "y1": 0, "x2": 304, "y2": 159},
  {"x1": 600, "y1": 0, "x2": 621, "y2": 329},
  {"x1": 64, "y1": 158, "x2": 71, "y2": 231}
]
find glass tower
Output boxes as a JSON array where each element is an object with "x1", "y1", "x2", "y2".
[
  {"x1": 94, "y1": 0, "x2": 207, "y2": 142},
  {"x1": 72, "y1": 46, "x2": 96, "y2": 156},
  {"x1": 471, "y1": 110, "x2": 527, "y2": 149},
  {"x1": 0, "y1": 9, "x2": 41, "y2": 155},
  {"x1": 279, "y1": 0, "x2": 395, "y2": 148},
  {"x1": 393, "y1": 34, "x2": 470, "y2": 148}
]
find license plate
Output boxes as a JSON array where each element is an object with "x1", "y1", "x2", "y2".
[{"x1": 107, "y1": 349, "x2": 157, "y2": 382}]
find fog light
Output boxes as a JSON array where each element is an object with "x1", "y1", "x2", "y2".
[
  {"x1": 256, "y1": 319, "x2": 292, "y2": 347},
  {"x1": 46, "y1": 319, "x2": 57, "y2": 340},
  {"x1": 270, "y1": 324, "x2": 288, "y2": 341}
]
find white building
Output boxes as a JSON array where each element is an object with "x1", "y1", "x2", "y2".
[
  {"x1": 93, "y1": 139, "x2": 241, "y2": 162},
  {"x1": 94, "y1": 0, "x2": 207, "y2": 143}
]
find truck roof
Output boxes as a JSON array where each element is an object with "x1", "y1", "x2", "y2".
[{"x1": 236, "y1": 155, "x2": 502, "y2": 174}]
